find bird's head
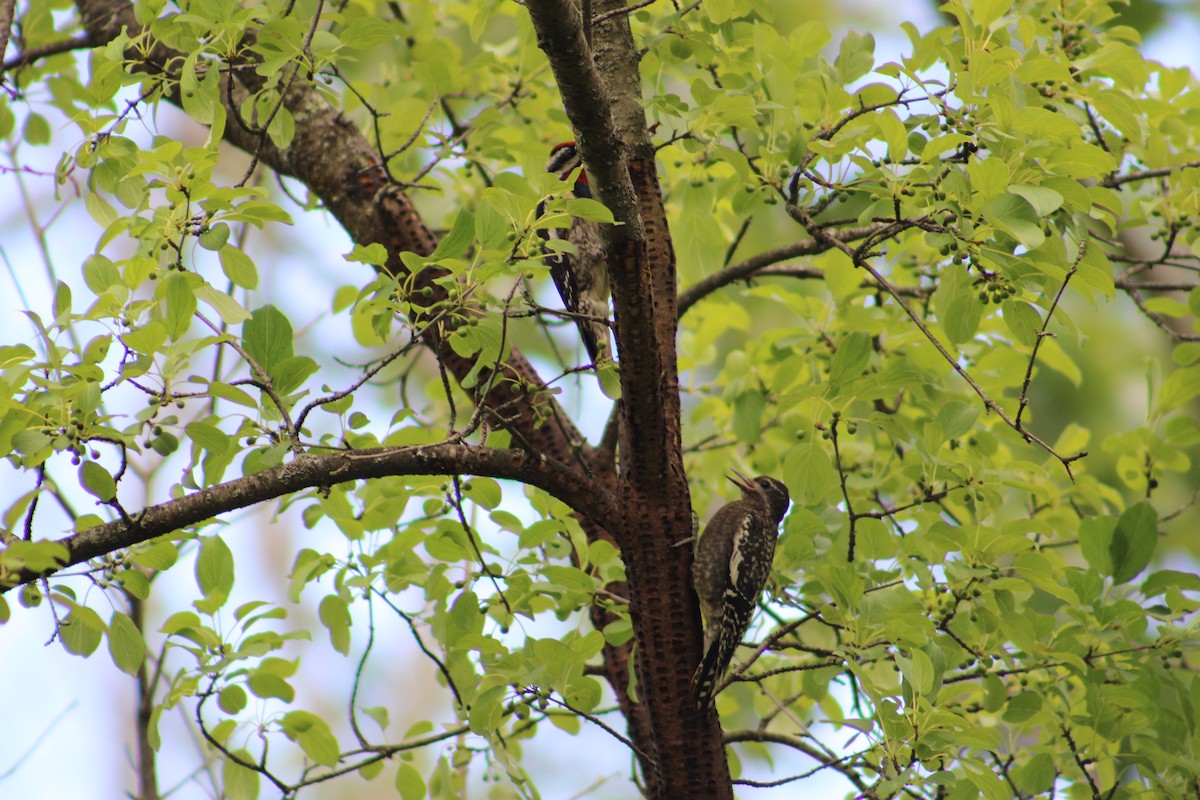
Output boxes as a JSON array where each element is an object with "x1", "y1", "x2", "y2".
[
  {"x1": 727, "y1": 471, "x2": 791, "y2": 524},
  {"x1": 546, "y1": 141, "x2": 589, "y2": 196}
]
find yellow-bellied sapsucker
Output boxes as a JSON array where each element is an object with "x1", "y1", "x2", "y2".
[
  {"x1": 537, "y1": 141, "x2": 611, "y2": 364},
  {"x1": 692, "y1": 472, "x2": 790, "y2": 707}
]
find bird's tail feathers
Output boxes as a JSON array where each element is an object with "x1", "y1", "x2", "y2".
[{"x1": 692, "y1": 636, "x2": 733, "y2": 707}]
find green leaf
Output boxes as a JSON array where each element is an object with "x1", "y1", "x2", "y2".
[
  {"x1": 1002, "y1": 691, "x2": 1042, "y2": 723},
  {"x1": 23, "y1": 113, "x2": 51, "y2": 145},
  {"x1": 162, "y1": 271, "x2": 197, "y2": 340},
  {"x1": 160, "y1": 610, "x2": 201, "y2": 635},
  {"x1": 597, "y1": 359, "x2": 621, "y2": 399},
  {"x1": 150, "y1": 431, "x2": 179, "y2": 457},
  {"x1": 447, "y1": 590, "x2": 484, "y2": 640},
  {"x1": 226, "y1": 200, "x2": 292, "y2": 227},
  {"x1": 564, "y1": 674, "x2": 603, "y2": 712},
  {"x1": 181, "y1": 52, "x2": 217, "y2": 125},
  {"x1": 968, "y1": 157, "x2": 1010, "y2": 200},
  {"x1": 1014, "y1": 752, "x2": 1055, "y2": 794},
  {"x1": 935, "y1": 401, "x2": 979, "y2": 441},
  {"x1": 219, "y1": 685, "x2": 248, "y2": 714},
  {"x1": 85, "y1": 193, "x2": 118, "y2": 227},
  {"x1": 463, "y1": 477, "x2": 502, "y2": 510},
  {"x1": 83, "y1": 255, "x2": 121, "y2": 295},
  {"x1": 961, "y1": 758, "x2": 1010, "y2": 800},
  {"x1": 896, "y1": 649, "x2": 934, "y2": 696},
  {"x1": 11, "y1": 429, "x2": 51, "y2": 459},
  {"x1": 107, "y1": 610, "x2": 145, "y2": 676},
  {"x1": 1002, "y1": 301, "x2": 1042, "y2": 347},
  {"x1": 1014, "y1": 552, "x2": 1079, "y2": 604},
  {"x1": 208, "y1": 382, "x2": 258, "y2": 408},
  {"x1": 1079, "y1": 515, "x2": 1116, "y2": 576},
  {"x1": 394, "y1": 763, "x2": 426, "y2": 800},
  {"x1": 188, "y1": 419, "x2": 231, "y2": 455},
  {"x1": 972, "y1": 0, "x2": 1009, "y2": 27},
  {"x1": 562, "y1": 197, "x2": 615, "y2": 224},
  {"x1": 319, "y1": 594, "x2": 352, "y2": 655},
  {"x1": 431, "y1": 209, "x2": 475, "y2": 259},
  {"x1": 1110, "y1": 502, "x2": 1157, "y2": 585},
  {"x1": 223, "y1": 750, "x2": 261, "y2": 800},
  {"x1": 340, "y1": 17, "x2": 393, "y2": 50},
  {"x1": 0, "y1": 343, "x2": 35, "y2": 368},
  {"x1": 247, "y1": 672, "x2": 295, "y2": 702},
  {"x1": 1142, "y1": 569, "x2": 1200, "y2": 598},
  {"x1": 267, "y1": 106, "x2": 295, "y2": 149},
  {"x1": 79, "y1": 461, "x2": 117, "y2": 502},
  {"x1": 815, "y1": 562, "x2": 863, "y2": 610},
  {"x1": 783, "y1": 438, "x2": 838, "y2": 505},
  {"x1": 984, "y1": 193, "x2": 1044, "y2": 249},
  {"x1": 731, "y1": 390, "x2": 764, "y2": 444},
  {"x1": 270, "y1": 355, "x2": 318, "y2": 395},
  {"x1": 54, "y1": 280, "x2": 72, "y2": 320},
  {"x1": 243, "y1": 305, "x2": 294, "y2": 372},
  {"x1": 219, "y1": 247, "x2": 259, "y2": 290},
  {"x1": 124, "y1": 321, "x2": 167, "y2": 355},
  {"x1": 942, "y1": 294, "x2": 982, "y2": 345},
  {"x1": 130, "y1": 540, "x2": 179, "y2": 570},
  {"x1": 921, "y1": 133, "x2": 973, "y2": 160},
  {"x1": 1075, "y1": 237, "x2": 1115, "y2": 298},
  {"x1": 281, "y1": 711, "x2": 340, "y2": 767},
  {"x1": 362, "y1": 705, "x2": 389, "y2": 732},
  {"x1": 828, "y1": 332, "x2": 871, "y2": 389},
  {"x1": 468, "y1": 685, "x2": 507, "y2": 734},
  {"x1": 1008, "y1": 184, "x2": 1063, "y2": 217},
  {"x1": 935, "y1": 264, "x2": 980, "y2": 346},
  {"x1": 199, "y1": 222, "x2": 231, "y2": 251},
  {"x1": 346, "y1": 243, "x2": 389, "y2": 265},
  {"x1": 196, "y1": 535, "x2": 235, "y2": 609},
  {"x1": 835, "y1": 31, "x2": 875, "y2": 84},
  {"x1": 60, "y1": 606, "x2": 105, "y2": 657},
  {"x1": 474, "y1": 200, "x2": 508, "y2": 252},
  {"x1": 704, "y1": 0, "x2": 737, "y2": 23},
  {"x1": 196, "y1": 284, "x2": 252, "y2": 324},
  {"x1": 82, "y1": 335, "x2": 112, "y2": 365}
]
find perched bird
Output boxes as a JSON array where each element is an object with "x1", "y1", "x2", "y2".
[
  {"x1": 691, "y1": 472, "x2": 790, "y2": 707},
  {"x1": 537, "y1": 141, "x2": 611, "y2": 364}
]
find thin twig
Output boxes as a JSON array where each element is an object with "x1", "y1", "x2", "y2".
[
  {"x1": 546, "y1": 695, "x2": 655, "y2": 764},
  {"x1": 593, "y1": 0, "x2": 660, "y2": 25},
  {"x1": 1016, "y1": 238, "x2": 1084, "y2": 429},
  {"x1": 374, "y1": 590, "x2": 465, "y2": 711}
]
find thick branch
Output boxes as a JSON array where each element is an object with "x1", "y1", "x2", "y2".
[
  {"x1": 1, "y1": 35, "x2": 92, "y2": 74},
  {"x1": 526, "y1": 3, "x2": 724, "y2": 798},
  {"x1": 0, "y1": 0, "x2": 15, "y2": 81},
  {"x1": 2, "y1": 443, "x2": 622, "y2": 590},
  {"x1": 524, "y1": 0, "x2": 640, "y2": 239},
  {"x1": 676, "y1": 222, "x2": 896, "y2": 317}
]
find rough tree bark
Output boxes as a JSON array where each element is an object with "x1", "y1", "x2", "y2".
[{"x1": 527, "y1": 1, "x2": 731, "y2": 794}]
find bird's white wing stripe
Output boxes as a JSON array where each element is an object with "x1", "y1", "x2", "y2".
[{"x1": 727, "y1": 516, "x2": 753, "y2": 588}]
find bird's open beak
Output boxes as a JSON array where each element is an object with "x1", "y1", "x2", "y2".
[{"x1": 726, "y1": 470, "x2": 755, "y2": 494}]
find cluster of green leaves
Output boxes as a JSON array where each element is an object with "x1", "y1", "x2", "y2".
[
  {"x1": 645, "y1": 0, "x2": 1200, "y2": 795},
  {"x1": 5, "y1": 1, "x2": 637, "y2": 793}
]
